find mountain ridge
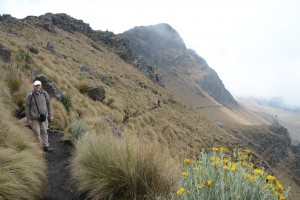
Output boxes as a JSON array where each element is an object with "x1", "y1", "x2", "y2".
[{"x1": 0, "y1": 13, "x2": 299, "y2": 199}]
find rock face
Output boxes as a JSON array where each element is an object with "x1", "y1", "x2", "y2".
[
  {"x1": 0, "y1": 44, "x2": 11, "y2": 63},
  {"x1": 199, "y1": 68, "x2": 238, "y2": 106},
  {"x1": 121, "y1": 23, "x2": 238, "y2": 107},
  {"x1": 35, "y1": 75, "x2": 63, "y2": 101},
  {"x1": 121, "y1": 23, "x2": 186, "y2": 67},
  {"x1": 37, "y1": 13, "x2": 134, "y2": 62}
]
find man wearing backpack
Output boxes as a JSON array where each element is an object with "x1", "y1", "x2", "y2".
[{"x1": 25, "y1": 80, "x2": 53, "y2": 152}]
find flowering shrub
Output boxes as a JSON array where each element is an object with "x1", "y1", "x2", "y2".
[{"x1": 175, "y1": 148, "x2": 290, "y2": 200}]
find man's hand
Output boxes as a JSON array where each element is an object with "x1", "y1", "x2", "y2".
[{"x1": 48, "y1": 116, "x2": 53, "y2": 122}]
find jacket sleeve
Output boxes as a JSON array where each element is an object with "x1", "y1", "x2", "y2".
[
  {"x1": 45, "y1": 92, "x2": 53, "y2": 117},
  {"x1": 25, "y1": 93, "x2": 31, "y2": 120}
]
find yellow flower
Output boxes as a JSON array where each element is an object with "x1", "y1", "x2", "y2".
[
  {"x1": 267, "y1": 175, "x2": 276, "y2": 182},
  {"x1": 184, "y1": 158, "x2": 191, "y2": 165},
  {"x1": 197, "y1": 160, "x2": 202, "y2": 164},
  {"x1": 276, "y1": 181, "x2": 285, "y2": 191},
  {"x1": 245, "y1": 149, "x2": 251, "y2": 153},
  {"x1": 278, "y1": 194, "x2": 286, "y2": 200},
  {"x1": 182, "y1": 172, "x2": 188, "y2": 176},
  {"x1": 249, "y1": 162, "x2": 254, "y2": 167},
  {"x1": 248, "y1": 174, "x2": 254, "y2": 182},
  {"x1": 253, "y1": 168, "x2": 263, "y2": 175},
  {"x1": 212, "y1": 147, "x2": 219, "y2": 151},
  {"x1": 193, "y1": 167, "x2": 200, "y2": 171},
  {"x1": 231, "y1": 163, "x2": 237, "y2": 171},
  {"x1": 197, "y1": 184, "x2": 203, "y2": 189},
  {"x1": 203, "y1": 179, "x2": 212, "y2": 186},
  {"x1": 270, "y1": 186, "x2": 277, "y2": 194},
  {"x1": 176, "y1": 187, "x2": 185, "y2": 195},
  {"x1": 224, "y1": 165, "x2": 229, "y2": 170},
  {"x1": 240, "y1": 161, "x2": 246, "y2": 166}
]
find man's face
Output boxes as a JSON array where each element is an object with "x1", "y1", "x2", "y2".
[{"x1": 34, "y1": 85, "x2": 42, "y2": 91}]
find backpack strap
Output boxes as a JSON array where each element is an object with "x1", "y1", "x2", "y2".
[{"x1": 29, "y1": 90, "x2": 47, "y2": 107}]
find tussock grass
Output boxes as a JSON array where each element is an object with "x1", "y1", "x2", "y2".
[
  {"x1": 0, "y1": 98, "x2": 47, "y2": 199},
  {"x1": 71, "y1": 133, "x2": 179, "y2": 199}
]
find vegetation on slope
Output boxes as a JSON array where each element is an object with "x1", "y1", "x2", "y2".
[
  {"x1": 0, "y1": 14, "x2": 298, "y2": 199},
  {"x1": 0, "y1": 76, "x2": 47, "y2": 199}
]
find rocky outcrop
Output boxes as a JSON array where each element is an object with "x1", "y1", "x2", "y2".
[
  {"x1": 121, "y1": 23, "x2": 238, "y2": 106},
  {"x1": 121, "y1": 23, "x2": 186, "y2": 67},
  {"x1": 291, "y1": 144, "x2": 300, "y2": 183},
  {"x1": 231, "y1": 124, "x2": 290, "y2": 168},
  {"x1": 46, "y1": 41, "x2": 56, "y2": 54},
  {"x1": 35, "y1": 75, "x2": 63, "y2": 101},
  {"x1": 0, "y1": 44, "x2": 11, "y2": 63},
  {"x1": 198, "y1": 68, "x2": 238, "y2": 106},
  {"x1": 35, "y1": 13, "x2": 135, "y2": 63}
]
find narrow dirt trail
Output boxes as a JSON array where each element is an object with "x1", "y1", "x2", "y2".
[{"x1": 43, "y1": 130, "x2": 83, "y2": 200}]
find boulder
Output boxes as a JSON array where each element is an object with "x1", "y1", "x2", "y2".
[
  {"x1": 79, "y1": 65, "x2": 92, "y2": 75},
  {"x1": 44, "y1": 21, "x2": 56, "y2": 33},
  {"x1": 46, "y1": 41, "x2": 56, "y2": 54},
  {"x1": 34, "y1": 75, "x2": 63, "y2": 101},
  {"x1": 0, "y1": 44, "x2": 11, "y2": 63},
  {"x1": 87, "y1": 86, "x2": 105, "y2": 102}
]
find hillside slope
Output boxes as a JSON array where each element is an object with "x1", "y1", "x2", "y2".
[
  {"x1": 121, "y1": 24, "x2": 268, "y2": 125},
  {"x1": 0, "y1": 13, "x2": 299, "y2": 199}
]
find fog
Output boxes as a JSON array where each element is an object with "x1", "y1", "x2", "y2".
[{"x1": 1, "y1": 0, "x2": 300, "y2": 106}]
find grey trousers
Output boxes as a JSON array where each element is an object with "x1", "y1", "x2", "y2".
[{"x1": 32, "y1": 119, "x2": 49, "y2": 148}]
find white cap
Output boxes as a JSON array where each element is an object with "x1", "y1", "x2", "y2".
[{"x1": 33, "y1": 80, "x2": 42, "y2": 86}]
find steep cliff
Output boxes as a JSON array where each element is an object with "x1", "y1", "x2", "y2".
[{"x1": 121, "y1": 23, "x2": 238, "y2": 108}]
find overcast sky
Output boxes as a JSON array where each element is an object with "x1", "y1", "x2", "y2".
[{"x1": 1, "y1": 0, "x2": 300, "y2": 106}]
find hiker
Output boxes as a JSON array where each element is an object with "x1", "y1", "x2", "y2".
[{"x1": 25, "y1": 80, "x2": 53, "y2": 152}]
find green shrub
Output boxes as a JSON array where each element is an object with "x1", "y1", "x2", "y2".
[
  {"x1": 174, "y1": 148, "x2": 290, "y2": 200},
  {"x1": 71, "y1": 133, "x2": 179, "y2": 199},
  {"x1": 68, "y1": 121, "x2": 92, "y2": 141},
  {"x1": 62, "y1": 93, "x2": 72, "y2": 111},
  {"x1": 15, "y1": 50, "x2": 34, "y2": 69}
]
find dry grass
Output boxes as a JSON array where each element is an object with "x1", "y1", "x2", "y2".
[
  {"x1": 71, "y1": 132, "x2": 179, "y2": 199},
  {"x1": 0, "y1": 97, "x2": 47, "y2": 199},
  {"x1": 1, "y1": 16, "x2": 299, "y2": 199}
]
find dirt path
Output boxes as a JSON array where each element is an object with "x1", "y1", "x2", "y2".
[{"x1": 43, "y1": 130, "x2": 84, "y2": 200}]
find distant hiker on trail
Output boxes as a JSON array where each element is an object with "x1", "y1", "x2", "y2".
[{"x1": 25, "y1": 80, "x2": 54, "y2": 152}]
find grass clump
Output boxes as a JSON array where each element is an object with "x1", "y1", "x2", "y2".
[
  {"x1": 174, "y1": 148, "x2": 290, "y2": 200},
  {"x1": 62, "y1": 92, "x2": 72, "y2": 111},
  {"x1": 15, "y1": 50, "x2": 34, "y2": 69},
  {"x1": 0, "y1": 99, "x2": 47, "y2": 199},
  {"x1": 71, "y1": 133, "x2": 179, "y2": 200},
  {"x1": 68, "y1": 121, "x2": 92, "y2": 141}
]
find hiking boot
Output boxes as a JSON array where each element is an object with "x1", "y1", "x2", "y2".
[{"x1": 43, "y1": 147, "x2": 53, "y2": 152}]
